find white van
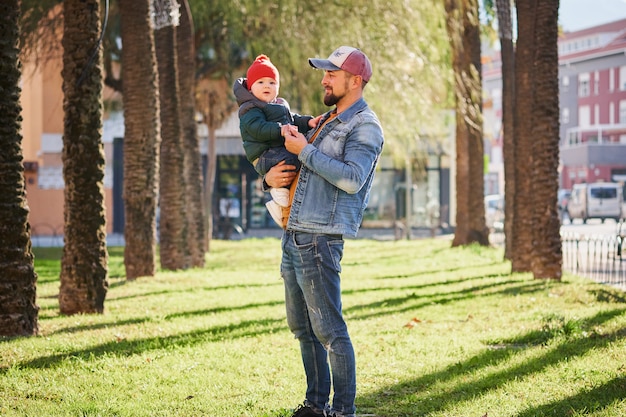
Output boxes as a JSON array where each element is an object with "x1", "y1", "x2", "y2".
[{"x1": 567, "y1": 182, "x2": 624, "y2": 223}]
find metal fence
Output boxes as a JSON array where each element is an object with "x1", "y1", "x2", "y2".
[{"x1": 562, "y1": 223, "x2": 625, "y2": 289}]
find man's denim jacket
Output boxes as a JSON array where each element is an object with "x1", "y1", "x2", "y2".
[{"x1": 287, "y1": 98, "x2": 384, "y2": 237}]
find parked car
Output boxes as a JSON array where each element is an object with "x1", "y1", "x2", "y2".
[
  {"x1": 484, "y1": 194, "x2": 505, "y2": 232},
  {"x1": 567, "y1": 182, "x2": 623, "y2": 223}
]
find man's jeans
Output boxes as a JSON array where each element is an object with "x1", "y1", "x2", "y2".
[{"x1": 281, "y1": 230, "x2": 356, "y2": 417}]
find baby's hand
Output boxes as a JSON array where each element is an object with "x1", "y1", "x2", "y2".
[
  {"x1": 287, "y1": 124, "x2": 299, "y2": 136},
  {"x1": 280, "y1": 124, "x2": 293, "y2": 137}
]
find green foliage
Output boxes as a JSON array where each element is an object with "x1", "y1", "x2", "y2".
[
  {"x1": 2, "y1": 239, "x2": 625, "y2": 416},
  {"x1": 480, "y1": 0, "x2": 500, "y2": 43},
  {"x1": 189, "y1": 0, "x2": 453, "y2": 165},
  {"x1": 20, "y1": 0, "x2": 453, "y2": 168},
  {"x1": 353, "y1": 0, "x2": 453, "y2": 163},
  {"x1": 190, "y1": 0, "x2": 249, "y2": 77}
]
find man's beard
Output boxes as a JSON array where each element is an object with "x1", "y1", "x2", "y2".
[
  {"x1": 323, "y1": 79, "x2": 350, "y2": 106},
  {"x1": 323, "y1": 91, "x2": 340, "y2": 106}
]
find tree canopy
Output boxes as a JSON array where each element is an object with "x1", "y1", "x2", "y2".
[
  {"x1": 20, "y1": 0, "x2": 452, "y2": 165},
  {"x1": 164, "y1": 0, "x2": 454, "y2": 163}
]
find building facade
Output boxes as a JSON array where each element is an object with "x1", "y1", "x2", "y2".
[
  {"x1": 482, "y1": 18, "x2": 626, "y2": 194},
  {"x1": 559, "y1": 18, "x2": 626, "y2": 189}
]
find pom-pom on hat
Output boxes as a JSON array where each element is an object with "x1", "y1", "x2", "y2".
[{"x1": 246, "y1": 55, "x2": 280, "y2": 90}]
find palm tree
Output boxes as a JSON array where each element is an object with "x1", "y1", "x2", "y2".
[
  {"x1": 178, "y1": 0, "x2": 205, "y2": 267},
  {"x1": 0, "y1": 0, "x2": 39, "y2": 336},
  {"x1": 59, "y1": 0, "x2": 108, "y2": 314},
  {"x1": 511, "y1": 0, "x2": 536, "y2": 272},
  {"x1": 119, "y1": 0, "x2": 161, "y2": 280},
  {"x1": 154, "y1": 0, "x2": 188, "y2": 270},
  {"x1": 444, "y1": 0, "x2": 489, "y2": 247},
  {"x1": 495, "y1": 0, "x2": 515, "y2": 260},
  {"x1": 529, "y1": 0, "x2": 561, "y2": 279}
]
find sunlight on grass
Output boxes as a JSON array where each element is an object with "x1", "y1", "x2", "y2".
[{"x1": 1, "y1": 238, "x2": 625, "y2": 416}]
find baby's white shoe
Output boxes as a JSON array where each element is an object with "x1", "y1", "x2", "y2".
[
  {"x1": 265, "y1": 200, "x2": 283, "y2": 227},
  {"x1": 270, "y1": 187, "x2": 290, "y2": 207}
]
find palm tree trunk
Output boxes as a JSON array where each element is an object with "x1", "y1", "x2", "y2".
[
  {"x1": 530, "y1": 0, "x2": 562, "y2": 280},
  {"x1": 511, "y1": 0, "x2": 537, "y2": 272},
  {"x1": 444, "y1": 0, "x2": 489, "y2": 247},
  {"x1": 0, "y1": 0, "x2": 39, "y2": 336},
  {"x1": 204, "y1": 128, "x2": 217, "y2": 249},
  {"x1": 59, "y1": 0, "x2": 108, "y2": 315},
  {"x1": 155, "y1": 7, "x2": 189, "y2": 270},
  {"x1": 119, "y1": 0, "x2": 160, "y2": 280},
  {"x1": 204, "y1": 93, "x2": 218, "y2": 251},
  {"x1": 496, "y1": 0, "x2": 515, "y2": 260},
  {"x1": 178, "y1": 0, "x2": 206, "y2": 267}
]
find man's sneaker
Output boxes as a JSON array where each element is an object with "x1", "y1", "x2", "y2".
[
  {"x1": 266, "y1": 200, "x2": 284, "y2": 227},
  {"x1": 290, "y1": 403, "x2": 325, "y2": 417},
  {"x1": 270, "y1": 187, "x2": 290, "y2": 207}
]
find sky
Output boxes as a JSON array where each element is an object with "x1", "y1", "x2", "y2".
[{"x1": 559, "y1": 0, "x2": 626, "y2": 31}]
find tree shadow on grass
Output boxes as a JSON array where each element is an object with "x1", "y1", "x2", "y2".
[
  {"x1": 35, "y1": 280, "x2": 283, "y2": 319},
  {"x1": 590, "y1": 288, "x2": 626, "y2": 304},
  {"x1": 1, "y1": 314, "x2": 288, "y2": 373},
  {"x1": 346, "y1": 278, "x2": 548, "y2": 321},
  {"x1": 356, "y1": 308, "x2": 626, "y2": 417},
  {"x1": 372, "y1": 261, "x2": 507, "y2": 281},
  {"x1": 107, "y1": 280, "x2": 283, "y2": 302},
  {"x1": 515, "y1": 375, "x2": 626, "y2": 417},
  {"x1": 346, "y1": 270, "x2": 519, "y2": 297},
  {"x1": 39, "y1": 299, "x2": 285, "y2": 336}
]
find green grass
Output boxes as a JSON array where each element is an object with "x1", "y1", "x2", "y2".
[{"x1": 1, "y1": 238, "x2": 625, "y2": 416}]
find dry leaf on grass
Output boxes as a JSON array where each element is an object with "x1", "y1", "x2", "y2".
[{"x1": 403, "y1": 317, "x2": 422, "y2": 329}]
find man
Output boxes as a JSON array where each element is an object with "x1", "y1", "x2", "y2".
[{"x1": 264, "y1": 46, "x2": 384, "y2": 417}]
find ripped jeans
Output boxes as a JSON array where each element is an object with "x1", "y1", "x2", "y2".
[{"x1": 281, "y1": 230, "x2": 356, "y2": 417}]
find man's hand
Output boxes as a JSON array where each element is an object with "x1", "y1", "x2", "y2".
[{"x1": 265, "y1": 161, "x2": 297, "y2": 188}]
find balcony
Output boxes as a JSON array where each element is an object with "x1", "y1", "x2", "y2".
[{"x1": 562, "y1": 124, "x2": 626, "y2": 166}]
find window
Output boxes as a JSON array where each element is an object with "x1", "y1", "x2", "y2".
[
  {"x1": 579, "y1": 106, "x2": 590, "y2": 127},
  {"x1": 579, "y1": 73, "x2": 590, "y2": 97},
  {"x1": 610, "y1": 68, "x2": 615, "y2": 92},
  {"x1": 620, "y1": 100, "x2": 626, "y2": 124},
  {"x1": 562, "y1": 75, "x2": 569, "y2": 93},
  {"x1": 621, "y1": 66, "x2": 626, "y2": 91},
  {"x1": 610, "y1": 102, "x2": 615, "y2": 125},
  {"x1": 562, "y1": 107, "x2": 570, "y2": 124},
  {"x1": 590, "y1": 187, "x2": 617, "y2": 199}
]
